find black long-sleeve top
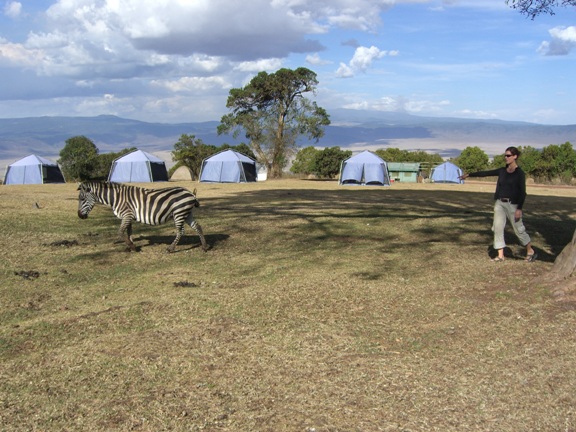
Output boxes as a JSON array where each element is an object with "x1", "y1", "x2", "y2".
[{"x1": 468, "y1": 166, "x2": 527, "y2": 209}]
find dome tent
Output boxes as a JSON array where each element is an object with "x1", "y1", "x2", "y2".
[
  {"x1": 108, "y1": 149, "x2": 168, "y2": 183},
  {"x1": 431, "y1": 161, "x2": 463, "y2": 184},
  {"x1": 199, "y1": 149, "x2": 257, "y2": 183},
  {"x1": 4, "y1": 155, "x2": 65, "y2": 185},
  {"x1": 338, "y1": 150, "x2": 391, "y2": 186},
  {"x1": 170, "y1": 165, "x2": 194, "y2": 181}
]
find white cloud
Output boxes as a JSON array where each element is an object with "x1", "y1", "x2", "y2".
[
  {"x1": 151, "y1": 76, "x2": 231, "y2": 93},
  {"x1": 538, "y1": 26, "x2": 576, "y2": 56},
  {"x1": 343, "y1": 95, "x2": 451, "y2": 115},
  {"x1": 3, "y1": 0, "x2": 406, "y2": 81},
  {"x1": 306, "y1": 53, "x2": 332, "y2": 66},
  {"x1": 336, "y1": 45, "x2": 396, "y2": 77},
  {"x1": 234, "y1": 59, "x2": 284, "y2": 73},
  {"x1": 336, "y1": 62, "x2": 354, "y2": 78},
  {"x1": 350, "y1": 46, "x2": 387, "y2": 71},
  {"x1": 0, "y1": 41, "x2": 43, "y2": 67},
  {"x1": 3, "y1": 1, "x2": 21, "y2": 18}
]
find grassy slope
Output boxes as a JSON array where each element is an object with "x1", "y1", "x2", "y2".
[{"x1": 1, "y1": 180, "x2": 575, "y2": 431}]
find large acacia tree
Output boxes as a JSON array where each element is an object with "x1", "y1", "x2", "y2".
[
  {"x1": 217, "y1": 67, "x2": 330, "y2": 178},
  {"x1": 508, "y1": 0, "x2": 576, "y2": 295},
  {"x1": 507, "y1": 0, "x2": 576, "y2": 18}
]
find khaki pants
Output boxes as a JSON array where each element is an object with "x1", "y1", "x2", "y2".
[{"x1": 492, "y1": 200, "x2": 531, "y2": 250}]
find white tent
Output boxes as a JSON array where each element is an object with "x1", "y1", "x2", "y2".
[
  {"x1": 108, "y1": 149, "x2": 168, "y2": 183},
  {"x1": 431, "y1": 161, "x2": 463, "y2": 184},
  {"x1": 199, "y1": 150, "x2": 257, "y2": 183},
  {"x1": 4, "y1": 155, "x2": 65, "y2": 185},
  {"x1": 339, "y1": 151, "x2": 391, "y2": 186},
  {"x1": 170, "y1": 165, "x2": 194, "y2": 181}
]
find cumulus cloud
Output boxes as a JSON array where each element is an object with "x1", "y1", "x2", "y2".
[
  {"x1": 151, "y1": 76, "x2": 232, "y2": 93},
  {"x1": 538, "y1": 26, "x2": 576, "y2": 56},
  {"x1": 344, "y1": 96, "x2": 451, "y2": 115},
  {"x1": 3, "y1": 1, "x2": 21, "y2": 18},
  {"x1": 0, "y1": 0, "x2": 405, "y2": 82},
  {"x1": 336, "y1": 45, "x2": 397, "y2": 77},
  {"x1": 306, "y1": 53, "x2": 332, "y2": 66},
  {"x1": 0, "y1": 0, "x2": 412, "y2": 121}
]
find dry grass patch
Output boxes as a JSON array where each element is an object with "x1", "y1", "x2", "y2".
[{"x1": 1, "y1": 180, "x2": 576, "y2": 431}]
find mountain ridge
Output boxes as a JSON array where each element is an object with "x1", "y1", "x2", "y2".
[{"x1": 1, "y1": 111, "x2": 575, "y2": 172}]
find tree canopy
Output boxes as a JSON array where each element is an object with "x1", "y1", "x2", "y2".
[
  {"x1": 218, "y1": 67, "x2": 330, "y2": 178},
  {"x1": 313, "y1": 147, "x2": 352, "y2": 179},
  {"x1": 290, "y1": 146, "x2": 320, "y2": 176},
  {"x1": 171, "y1": 134, "x2": 217, "y2": 180},
  {"x1": 58, "y1": 136, "x2": 99, "y2": 181},
  {"x1": 454, "y1": 146, "x2": 490, "y2": 174},
  {"x1": 507, "y1": 0, "x2": 576, "y2": 18}
]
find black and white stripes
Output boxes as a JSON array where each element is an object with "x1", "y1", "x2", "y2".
[{"x1": 77, "y1": 181, "x2": 207, "y2": 252}]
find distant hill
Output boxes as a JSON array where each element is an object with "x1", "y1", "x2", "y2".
[{"x1": 1, "y1": 111, "x2": 575, "y2": 177}]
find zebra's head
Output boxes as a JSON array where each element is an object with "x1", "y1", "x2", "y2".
[{"x1": 77, "y1": 182, "x2": 97, "y2": 219}]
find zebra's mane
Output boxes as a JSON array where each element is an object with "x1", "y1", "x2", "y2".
[{"x1": 83, "y1": 180, "x2": 181, "y2": 194}]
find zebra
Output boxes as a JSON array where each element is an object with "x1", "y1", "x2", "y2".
[{"x1": 77, "y1": 181, "x2": 208, "y2": 253}]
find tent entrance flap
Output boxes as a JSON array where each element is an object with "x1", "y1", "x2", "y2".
[
  {"x1": 150, "y1": 162, "x2": 168, "y2": 181},
  {"x1": 43, "y1": 165, "x2": 65, "y2": 183}
]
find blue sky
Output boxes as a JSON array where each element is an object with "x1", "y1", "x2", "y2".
[{"x1": 0, "y1": 0, "x2": 575, "y2": 125}]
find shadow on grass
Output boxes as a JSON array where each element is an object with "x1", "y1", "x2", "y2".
[
  {"x1": 74, "y1": 186, "x2": 576, "y2": 263},
  {"x1": 136, "y1": 233, "x2": 230, "y2": 252},
  {"x1": 199, "y1": 187, "x2": 576, "y2": 262}
]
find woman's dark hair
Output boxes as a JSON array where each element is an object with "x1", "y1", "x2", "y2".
[{"x1": 506, "y1": 146, "x2": 521, "y2": 158}]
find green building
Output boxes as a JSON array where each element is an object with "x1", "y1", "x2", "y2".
[{"x1": 387, "y1": 162, "x2": 421, "y2": 183}]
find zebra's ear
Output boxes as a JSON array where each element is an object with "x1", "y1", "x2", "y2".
[{"x1": 192, "y1": 188, "x2": 197, "y2": 196}]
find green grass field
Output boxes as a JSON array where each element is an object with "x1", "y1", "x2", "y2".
[{"x1": 1, "y1": 180, "x2": 576, "y2": 431}]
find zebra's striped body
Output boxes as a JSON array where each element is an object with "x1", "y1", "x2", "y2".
[{"x1": 77, "y1": 181, "x2": 207, "y2": 252}]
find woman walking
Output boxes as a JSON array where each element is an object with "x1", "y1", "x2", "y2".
[{"x1": 459, "y1": 146, "x2": 537, "y2": 262}]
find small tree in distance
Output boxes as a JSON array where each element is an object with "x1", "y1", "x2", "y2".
[
  {"x1": 313, "y1": 147, "x2": 352, "y2": 179},
  {"x1": 171, "y1": 134, "x2": 217, "y2": 180},
  {"x1": 58, "y1": 136, "x2": 99, "y2": 181},
  {"x1": 291, "y1": 146, "x2": 320, "y2": 176},
  {"x1": 454, "y1": 146, "x2": 489, "y2": 174}
]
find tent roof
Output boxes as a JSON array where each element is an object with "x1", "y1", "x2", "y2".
[
  {"x1": 115, "y1": 149, "x2": 164, "y2": 163},
  {"x1": 435, "y1": 161, "x2": 460, "y2": 169},
  {"x1": 205, "y1": 149, "x2": 255, "y2": 163},
  {"x1": 343, "y1": 150, "x2": 385, "y2": 164},
  {"x1": 10, "y1": 154, "x2": 58, "y2": 166}
]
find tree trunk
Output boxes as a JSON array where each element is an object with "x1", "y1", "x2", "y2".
[
  {"x1": 540, "y1": 228, "x2": 576, "y2": 301},
  {"x1": 269, "y1": 162, "x2": 282, "y2": 179},
  {"x1": 550, "y1": 228, "x2": 576, "y2": 279}
]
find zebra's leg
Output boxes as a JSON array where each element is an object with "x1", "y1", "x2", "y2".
[
  {"x1": 186, "y1": 213, "x2": 208, "y2": 252},
  {"x1": 119, "y1": 217, "x2": 136, "y2": 251},
  {"x1": 167, "y1": 222, "x2": 185, "y2": 253}
]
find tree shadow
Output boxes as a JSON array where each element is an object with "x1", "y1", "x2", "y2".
[
  {"x1": 197, "y1": 186, "x2": 576, "y2": 261},
  {"x1": 134, "y1": 233, "x2": 230, "y2": 252}
]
